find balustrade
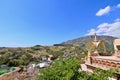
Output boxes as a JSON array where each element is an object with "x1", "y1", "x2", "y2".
[{"x1": 89, "y1": 57, "x2": 120, "y2": 69}]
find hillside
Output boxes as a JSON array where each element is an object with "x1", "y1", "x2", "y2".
[
  {"x1": 0, "y1": 35, "x2": 118, "y2": 66},
  {"x1": 0, "y1": 45, "x2": 86, "y2": 66},
  {"x1": 62, "y1": 35, "x2": 118, "y2": 52}
]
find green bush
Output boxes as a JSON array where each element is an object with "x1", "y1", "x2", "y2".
[
  {"x1": 36, "y1": 57, "x2": 115, "y2": 80},
  {"x1": 36, "y1": 57, "x2": 80, "y2": 80}
]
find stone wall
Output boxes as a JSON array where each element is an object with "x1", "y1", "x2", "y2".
[
  {"x1": 89, "y1": 57, "x2": 120, "y2": 69},
  {"x1": 0, "y1": 67, "x2": 20, "y2": 80}
]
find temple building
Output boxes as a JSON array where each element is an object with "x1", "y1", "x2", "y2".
[{"x1": 85, "y1": 33, "x2": 120, "y2": 70}]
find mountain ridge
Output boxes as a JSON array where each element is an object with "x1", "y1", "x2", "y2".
[
  {"x1": 62, "y1": 35, "x2": 118, "y2": 44},
  {"x1": 62, "y1": 35, "x2": 118, "y2": 52}
]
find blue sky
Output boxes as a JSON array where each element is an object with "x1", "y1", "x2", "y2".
[{"x1": 0, "y1": 0, "x2": 120, "y2": 47}]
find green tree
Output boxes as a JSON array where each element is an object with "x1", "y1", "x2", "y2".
[
  {"x1": 36, "y1": 57, "x2": 80, "y2": 80},
  {"x1": 89, "y1": 68, "x2": 113, "y2": 80},
  {"x1": 36, "y1": 57, "x2": 114, "y2": 80}
]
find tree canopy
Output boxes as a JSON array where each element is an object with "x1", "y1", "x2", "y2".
[{"x1": 36, "y1": 57, "x2": 114, "y2": 80}]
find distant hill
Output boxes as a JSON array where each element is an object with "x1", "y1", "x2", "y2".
[
  {"x1": 62, "y1": 35, "x2": 118, "y2": 52},
  {"x1": 0, "y1": 35, "x2": 118, "y2": 66}
]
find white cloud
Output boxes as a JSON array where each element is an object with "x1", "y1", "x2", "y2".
[
  {"x1": 115, "y1": 18, "x2": 120, "y2": 22},
  {"x1": 96, "y1": 3, "x2": 120, "y2": 16},
  {"x1": 87, "y1": 20, "x2": 120, "y2": 38},
  {"x1": 87, "y1": 29, "x2": 96, "y2": 35},
  {"x1": 117, "y1": 4, "x2": 120, "y2": 8},
  {"x1": 96, "y1": 23, "x2": 109, "y2": 34},
  {"x1": 96, "y1": 6, "x2": 111, "y2": 16}
]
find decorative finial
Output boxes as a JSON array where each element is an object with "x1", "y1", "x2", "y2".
[{"x1": 94, "y1": 31, "x2": 98, "y2": 42}]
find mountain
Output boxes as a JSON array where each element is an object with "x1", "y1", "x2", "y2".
[
  {"x1": 0, "y1": 35, "x2": 118, "y2": 66},
  {"x1": 62, "y1": 35, "x2": 118, "y2": 52}
]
